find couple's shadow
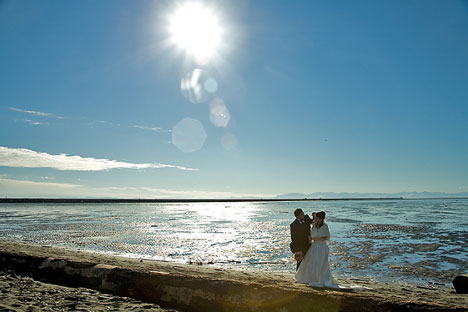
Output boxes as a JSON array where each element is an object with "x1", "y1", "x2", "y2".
[
  {"x1": 303, "y1": 285, "x2": 357, "y2": 293},
  {"x1": 295, "y1": 281, "x2": 367, "y2": 293}
]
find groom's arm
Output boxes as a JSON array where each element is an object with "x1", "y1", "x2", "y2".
[
  {"x1": 290, "y1": 224, "x2": 299, "y2": 253},
  {"x1": 304, "y1": 214, "x2": 314, "y2": 225},
  {"x1": 311, "y1": 236, "x2": 328, "y2": 242}
]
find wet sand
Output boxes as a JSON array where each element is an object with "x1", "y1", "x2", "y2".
[
  {"x1": 327, "y1": 220, "x2": 468, "y2": 286},
  {"x1": 0, "y1": 240, "x2": 466, "y2": 311}
]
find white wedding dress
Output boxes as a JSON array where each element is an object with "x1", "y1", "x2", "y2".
[{"x1": 295, "y1": 222, "x2": 339, "y2": 288}]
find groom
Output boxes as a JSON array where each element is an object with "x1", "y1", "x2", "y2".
[{"x1": 290, "y1": 208, "x2": 314, "y2": 270}]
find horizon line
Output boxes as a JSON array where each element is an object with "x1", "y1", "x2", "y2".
[{"x1": 2, "y1": 197, "x2": 468, "y2": 204}]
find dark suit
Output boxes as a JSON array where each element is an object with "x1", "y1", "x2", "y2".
[{"x1": 290, "y1": 215, "x2": 313, "y2": 269}]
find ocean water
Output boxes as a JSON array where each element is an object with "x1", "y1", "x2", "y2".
[{"x1": 0, "y1": 199, "x2": 467, "y2": 287}]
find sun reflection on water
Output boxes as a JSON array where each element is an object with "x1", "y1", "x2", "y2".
[{"x1": 3, "y1": 200, "x2": 466, "y2": 285}]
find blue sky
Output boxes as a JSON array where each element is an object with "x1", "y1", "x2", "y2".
[{"x1": 1, "y1": 0, "x2": 467, "y2": 198}]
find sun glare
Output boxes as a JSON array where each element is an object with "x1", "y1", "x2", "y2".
[{"x1": 169, "y1": 3, "x2": 222, "y2": 64}]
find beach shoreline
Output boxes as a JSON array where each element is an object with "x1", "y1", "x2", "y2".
[{"x1": 0, "y1": 240, "x2": 466, "y2": 312}]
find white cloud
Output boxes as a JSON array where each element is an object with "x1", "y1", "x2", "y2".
[
  {"x1": 22, "y1": 119, "x2": 49, "y2": 126},
  {"x1": 7, "y1": 108, "x2": 171, "y2": 134},
  {"x1": 8, "y1": 107, "x2": 63, "y2": 119},
  {"x1": 132, "y1": 125, "x2": 170, "y2": 132},
  {"x1": 101, "y1": 186, "x2": 269, "y2": 198},
  {"x1": 0, "y1": 178, "x2": 275, "y2": 199},
  {"x1": 0, "y1": 146, "x2": 198, "y2": 171},
  {"x1": 87, "y1": 120, "x2": 121, "y2": 127}
]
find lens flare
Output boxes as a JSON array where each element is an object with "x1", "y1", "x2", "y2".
[
  {"x1": 221, "y1": 132, "x2": 238, "y2": 151},
  {"x1": 209, "y1": 98, "x2": 230, "y2": 128},
  {"x1": 181, "y1": 69, "x2": 218, "y2": 104},
  {"x1": 172, "y1": 118, "x2": 207, "y2": 153},
  {"x1": 204, "y1": 78, "x2": 218, "y2": 93}
]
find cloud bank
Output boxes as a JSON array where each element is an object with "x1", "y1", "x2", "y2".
[
  {"x1": 0, "y1": 146, "x2": 197, "y2": 171},
  {"x1": 0, "y1": 178, "x2": 273, "y2": 199}
]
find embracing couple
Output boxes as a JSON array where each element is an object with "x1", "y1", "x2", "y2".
[{"x1": 290, "y1": 208, "x2": 339, "y2": 288}]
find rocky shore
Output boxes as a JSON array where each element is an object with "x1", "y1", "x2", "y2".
[{"x1": 0, "y1": 240, "x2": 466, "y2": 312}]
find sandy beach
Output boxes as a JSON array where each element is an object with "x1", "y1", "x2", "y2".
[
  {"x1": 0, "y1": 270, "x2": 178, "y2": 312},
  {"x1": 0, "y1": 240, "x2": 466, "y2": 312}
]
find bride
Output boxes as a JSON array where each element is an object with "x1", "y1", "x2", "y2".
[{"x1": 294, "y1": 211, "x2": 339, "y2": 288}]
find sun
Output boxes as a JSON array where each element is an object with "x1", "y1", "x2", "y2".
[{"x1": 169, "y1": 3, "x2": 222, "y2": 64}]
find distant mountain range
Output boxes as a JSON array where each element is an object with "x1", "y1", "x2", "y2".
[{"x1": 275, "y1": 192, "x2": 468, "y2": 199}]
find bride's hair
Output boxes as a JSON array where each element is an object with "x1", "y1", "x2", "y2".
[{"x1": 316, "y1": 211, "x2": 326, "y2": 228}]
